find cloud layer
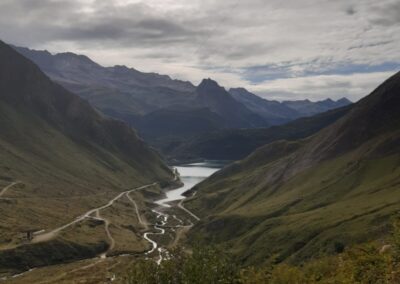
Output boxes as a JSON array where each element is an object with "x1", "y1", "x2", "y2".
[{"x1": 0, "y1": 0, "x2": 399, "y2": 101}]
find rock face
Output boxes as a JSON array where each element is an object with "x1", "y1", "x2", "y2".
[{"x1": 185, "y1": 71, "x2": 400, "y2": 265}]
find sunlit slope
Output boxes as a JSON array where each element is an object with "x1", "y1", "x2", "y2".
[{"x1": 186, "y1": 71, "x2": 400, "y2": 264}]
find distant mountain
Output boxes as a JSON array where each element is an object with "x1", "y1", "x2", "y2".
[
  {"x1": 165, "y1": 105, "x2": 351, "y2": 162},
  {"x1": 14, "y1": 45, "x2": 353, "y2": 159},
  {"x1": 229, "y1": 88, "x2": 301, "y2": 124},
  {"x1": 13, "y1": 46, "x2": 196, "y2": 116},
  {"x1": 230, "y1": 87, "x2": 352, "y2": 123},
  {"x1": 282, "y1": 97, "x2": 352, "y2": 117},
  {"x1": 0, "y1": 40, "x2": 173, "y2": 269},
  {"x1": 123, "y1": 79, "x2": 269, "y2": 145},
  {"x1": 13, "y1": 47, "x2": 268, "y2": 138},
  {"x1": 196, "y1": 79, "x2": 267, "y2": 128},
  {"x1": 185, "y1": 71, "x2": 400, "y2": 265},
  {"x1": 133, "y1": 80, "x2": 270, "y2": 149}
]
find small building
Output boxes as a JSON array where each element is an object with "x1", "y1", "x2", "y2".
[{"x1": 21, "y1": 228, "x2": 41, "y2": 242}]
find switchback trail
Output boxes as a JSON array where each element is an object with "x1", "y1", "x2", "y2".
[
  {"x1": 32, "y1": 183, "x2": 157, "y2": 244},
  {"x1": 1, "y1": 181, "x2": 205, "y2": 282},
  {"x1": 89, "y1": 210, "x2": 115, "y2": 259},
  {"x1": 126, "y1": 191, "x2": 149, "y2": 230},
  {"x1": 178, "y1": 197, "x2": 200, "y2": 221}
]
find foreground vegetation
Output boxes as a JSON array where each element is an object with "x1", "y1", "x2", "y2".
[{"x1": 125, "y1": 218, "x2": 400, "y2": 283}]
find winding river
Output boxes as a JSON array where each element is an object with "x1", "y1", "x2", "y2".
[{"x1": 144, "y1": 161, "x2": 225, "y2": 264}]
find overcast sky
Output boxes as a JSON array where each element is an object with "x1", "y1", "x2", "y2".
[{"x1": 0, "y1": 0, "x2": 399, "y2": 101}]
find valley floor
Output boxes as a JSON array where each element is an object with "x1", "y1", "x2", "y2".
[{"x1": 0, "y1": 178, "x2": 199, "y2": 283}]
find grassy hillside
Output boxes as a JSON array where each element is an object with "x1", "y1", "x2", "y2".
[
  {"x1": 185, "y1": 71, "x2": 400, "y2": 265},
  {"x1": 0, "y1": 40, "x2": 173, "y2": 273}
]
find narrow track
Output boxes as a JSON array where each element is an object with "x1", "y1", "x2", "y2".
[
  {"x1": 0, "y1": 182, "x2": 21, "y2": 198},
  {"x1": 32, "y1": 183, "x2": 157, "y2": 243},
  {"x1": 1, "y1": 178, "x2": 203, "y2": 281}
]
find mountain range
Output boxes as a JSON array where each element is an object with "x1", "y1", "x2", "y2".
[
  {"x1": 184, "y1": 71, "x2": 400, "y2": 265},
  {"x1": 164, "y1": 105, "x2": 352, "y2": 162},
  {"x1": 14, "y1": 46, "x2": 352, "y2": 157},
  {"x1": 229, "y1": 87, "x2": 351, "y2": 124}
]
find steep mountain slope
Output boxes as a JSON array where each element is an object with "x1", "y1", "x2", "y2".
[
  {"x1": 185, "y1": 71, "x2": 400, "y2": 265},
  {"x1": 164, "y1": 105, "x2": 351, "y2": 162},
  {"x1": 0, "y1": 40, "x2": 173, "y2": 269},
  {"x1": 196, "y1": 79, "x2": 267, "y2": 128}
]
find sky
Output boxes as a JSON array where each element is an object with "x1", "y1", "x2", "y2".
[{"x1": 0, "y1": 0, "x2": 399, "y2": 101}]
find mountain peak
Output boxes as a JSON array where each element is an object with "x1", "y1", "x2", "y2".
[
  {"x1": 196, "y1": 78, "x2": 229, "y2": 101},
  {"x1": 337, "y1": 97, "x2": 352, "y2": 104},
  {"x1": 109, "y1": 64, "x2": 141, "y2": 75},
  {"x1": 195, "y1": 78, "x2": 267, "y2": 128},
  {"x1": 198, "y1": 78, "x2": 223, "y2": 91},
  {"x1": 13, "y1": 45, "x2": 52, "y2": 57},
  {"x1": 111, "y1": 64, "x2": 139, "y2": 72},
  {"x1": 53, "y1": 52, "x2": 100, "y2": 67},
  {"x1": 229, "y1": 87, "x2": 249, "y2": 93}
]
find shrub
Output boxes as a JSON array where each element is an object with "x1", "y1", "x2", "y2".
[
  {"x1": 125, "y1": 246, "x2": 240, "y2": 284},
  {"x1": 344, "y1": 244, "x2": 389, "y2": 284}
]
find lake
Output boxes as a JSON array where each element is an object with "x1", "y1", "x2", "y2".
[{"x1": 155, "y1": 161, "x2": 226, "y2": 207}]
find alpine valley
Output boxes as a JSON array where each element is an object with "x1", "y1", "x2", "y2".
[
  {"x1": 0, "y1": 37, "x2": 398, "y2": 284},
  {"x1": 14, "y1": 46, "x2": 352, "y2": 162}
]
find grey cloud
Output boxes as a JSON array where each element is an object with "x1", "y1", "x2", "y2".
[
  {"x1": 347, "y1": 40, "x2": 393, "y2": 51},
  {"x1": 345, "y1": 6, "x2": 356, "y2": 15},
  {"x1": 368, "y1": 1, "x2": 400, "y2": 26},
  {"x1": 0, "y1": 0, "x2": 399, "y2": 101},
  {"x1": 57, "y1": 18, "x2": 193, "y2": 44},
  {"x1": 0, "y1": 0, "x2": 204, "y2": 47}
]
